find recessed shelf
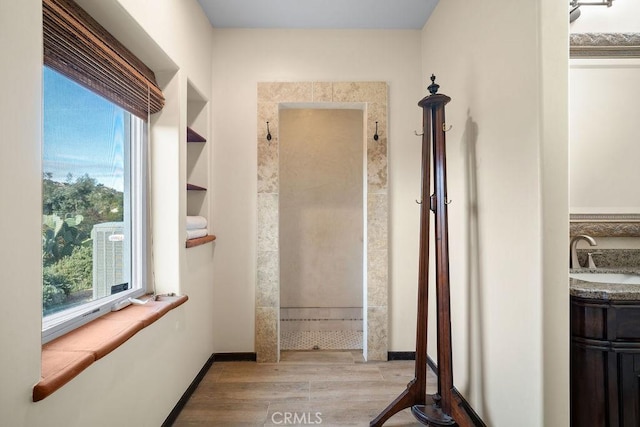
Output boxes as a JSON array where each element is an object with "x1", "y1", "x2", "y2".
[
  {"x1": 186, "y1": 86, "x2": 210, "y2": 252},
  {"x1": 187, "y1": 183, "x2": 206, "y2": 191},
  {"x1": 186, "y1": 234, "x2": 216, "y2": 248},
  {"x1": 187, "y1": 126, "x2": 206, "y2": 143}
]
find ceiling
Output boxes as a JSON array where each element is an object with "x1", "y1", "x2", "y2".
[{"x1": 196, "y1": 0, "x2": 440, "y2": 30}]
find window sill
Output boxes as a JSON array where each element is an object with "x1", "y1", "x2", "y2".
[{"x1": 33, "y1": 294, "x2": 188, "y2": 402}]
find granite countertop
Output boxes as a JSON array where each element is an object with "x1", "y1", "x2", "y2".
[{"x1": 570, "y1": 268, "x2": 640, "y2": 301}]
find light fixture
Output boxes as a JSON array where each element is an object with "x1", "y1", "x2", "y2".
[
  {"x1": 570, "y1": 0, "x2": 613, "y2": 23},
  {"x1": 571, "y1": 0, "x2": 613, "y2": 6},
  {"x1": 570, "y1": 5, "x2": 581, "y2": 22}
]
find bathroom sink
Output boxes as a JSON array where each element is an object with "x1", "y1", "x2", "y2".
[{"x1": 570, "y1": 273, "x2": 640, "y2": 285}]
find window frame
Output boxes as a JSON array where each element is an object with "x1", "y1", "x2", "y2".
[{"x1": 41, "y1": 98, "x2": 149, "y2": 344}]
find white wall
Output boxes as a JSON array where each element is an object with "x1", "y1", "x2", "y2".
[
  {"x1": 569, "y1": 0, "x2": 640, "y2": 216},
  {"x1": 570, "y1": 0, "x2": 640, "y2": 33},
  {"x1": 210, "y1": 29, "x2": 424, "y2": 352},
  {"x1": 0, "y1": 0, "x2": 44, "y2": 424},
  {"x1": 280, "y1": 109, "x2": 363, "y2": 308},
  {"x1": 570, "y1": 59, "x2": 640, "y2": 214},
  {"x1": 0, "y1": 1, "x2": 216, "y2": 426},
  {"x1": 421, "y1": 1, "x2": 568, "y2": 426}
]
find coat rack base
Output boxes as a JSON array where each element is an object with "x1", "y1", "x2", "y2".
[
  {"x1": 412, "y1": 395, "x2": 457, "y2": 426},
  {"x1": 369, "y1": 380, "x2": 422, "y2": 427},
  {"x1": 369, "y1": 384, "x2": 459, "y2": 427}
]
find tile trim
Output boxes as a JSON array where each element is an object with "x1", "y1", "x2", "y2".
[{"x1": 256, "y1": 82, "x2": 389, "y2": 362}]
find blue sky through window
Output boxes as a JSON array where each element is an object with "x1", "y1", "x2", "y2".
[{"x1": 43, "y1": 67, "x2": 125, "y2": 192}]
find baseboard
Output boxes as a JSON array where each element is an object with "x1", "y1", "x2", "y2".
[
  {"x1": 162, "y1": 352, "x2": 257, "y2": 426},
  {"x1": 426, "y1": 354, "x2": 438, "y2": 374},
  {"x1": 213, "y1": 352, "x2": 257, "y2": 362},
  {"x1": 161, "y1": 353, "x2": 215, "y2": 427},
  {"x1": 387, "y1": 351, "x2": 416, "y2": 360}
]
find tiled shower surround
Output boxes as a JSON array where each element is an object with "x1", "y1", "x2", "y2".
[
  {"x1": 280, "y1": 307, "x2": 363, "y2": 332},
  {"x1": 256, "y1": 82, "x2": 389, "y2": 362}
]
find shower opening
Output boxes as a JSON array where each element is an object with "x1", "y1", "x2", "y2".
[{"x1": 279, "y1": 107, "x2": 364, "y2": 352}]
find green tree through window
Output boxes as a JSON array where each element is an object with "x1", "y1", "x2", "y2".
[{"x1": 42, "y1": 67, "x2": 130, "y2": 316}]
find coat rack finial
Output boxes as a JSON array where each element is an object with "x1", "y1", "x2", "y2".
[{"x1": 428, "y1": 74, "x2": 439, "y2": 95}]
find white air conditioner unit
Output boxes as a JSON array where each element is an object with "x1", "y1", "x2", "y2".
[{"x1": 91, "y1": 222, "x2": 126, "y2": 299}]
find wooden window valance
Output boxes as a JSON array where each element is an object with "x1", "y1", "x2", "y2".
[{"x1": 43, "y1": 0, "x2": 164, "y2": 119}]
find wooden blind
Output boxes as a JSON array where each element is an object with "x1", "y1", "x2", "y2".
[{"x1": 43, "y1": 0, "x2": 164, "y2": 119}]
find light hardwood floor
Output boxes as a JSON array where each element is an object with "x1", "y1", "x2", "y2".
[{"x1": 173, "y1": 351, "x2": 436, "y2": 426}]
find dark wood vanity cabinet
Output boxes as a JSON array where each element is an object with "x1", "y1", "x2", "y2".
[{"x1": 571, "y1": 296, "x2": 640, "y2": 426}]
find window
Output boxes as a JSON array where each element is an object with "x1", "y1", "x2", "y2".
[
  {"x1": 41, "y1": 0, "x2": 163, "y2": 343},
  {"x1": 42, "y1": 66, "x2": 147, "y2": 343}
]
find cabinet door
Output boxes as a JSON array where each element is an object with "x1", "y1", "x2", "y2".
[
  {"x1": 571, "y1": 345, "x2": 608, "y2": 426},
  {"x1": 618, "y1": 353, "x2": 640, "y2": 426}
]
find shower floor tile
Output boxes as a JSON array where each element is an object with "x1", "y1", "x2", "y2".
[{"x1": 281, "y1": 330, "x2": 363, "y2": 351}]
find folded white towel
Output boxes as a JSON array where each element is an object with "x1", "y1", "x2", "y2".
[
  {"x1": 186, "y1": 228, "x2": 208, "y2": 240},
  {"x1": 186, "y1": 216, "x2": 207, "y2": 230}
]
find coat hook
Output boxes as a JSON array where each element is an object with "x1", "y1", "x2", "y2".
[
  {"x1": 445, "y1": 199, "x2": 453, "y2": 205},
  {"x1": 416, "y1": 199, "x2": 422, "y2": 204},
  {"x1": 374, "y1": 121, "x2": 379, "y2": 141},
  {"x1": 266, "y1": 121, "x2": 272, "y2": 142},
  {"x1": 442, "y1": 123, "x2": 452, "y2": 132},
  {"x1": 414, "y1": 130, "x2": 424, "y2": 136}
]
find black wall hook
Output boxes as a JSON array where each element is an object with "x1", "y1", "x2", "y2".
[
  {"x1": 374, "y1": 121, "x2": 379, "y2": 141},
  {"x1": 266, "y1": 121, "x2": 272, "y2": 142}
]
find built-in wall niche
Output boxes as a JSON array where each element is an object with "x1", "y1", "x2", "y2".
[{"x1": 186, "y1": 80, "x2": 215, "y2": 248}]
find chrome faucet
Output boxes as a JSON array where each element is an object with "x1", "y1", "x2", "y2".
[{"x1": 570, "y1": 234, "x2": 597, "y2": 268}]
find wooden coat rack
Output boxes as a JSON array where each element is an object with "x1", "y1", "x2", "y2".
[{"x1": 371, "y1": 76, "x2": 479, "y2": 427}]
